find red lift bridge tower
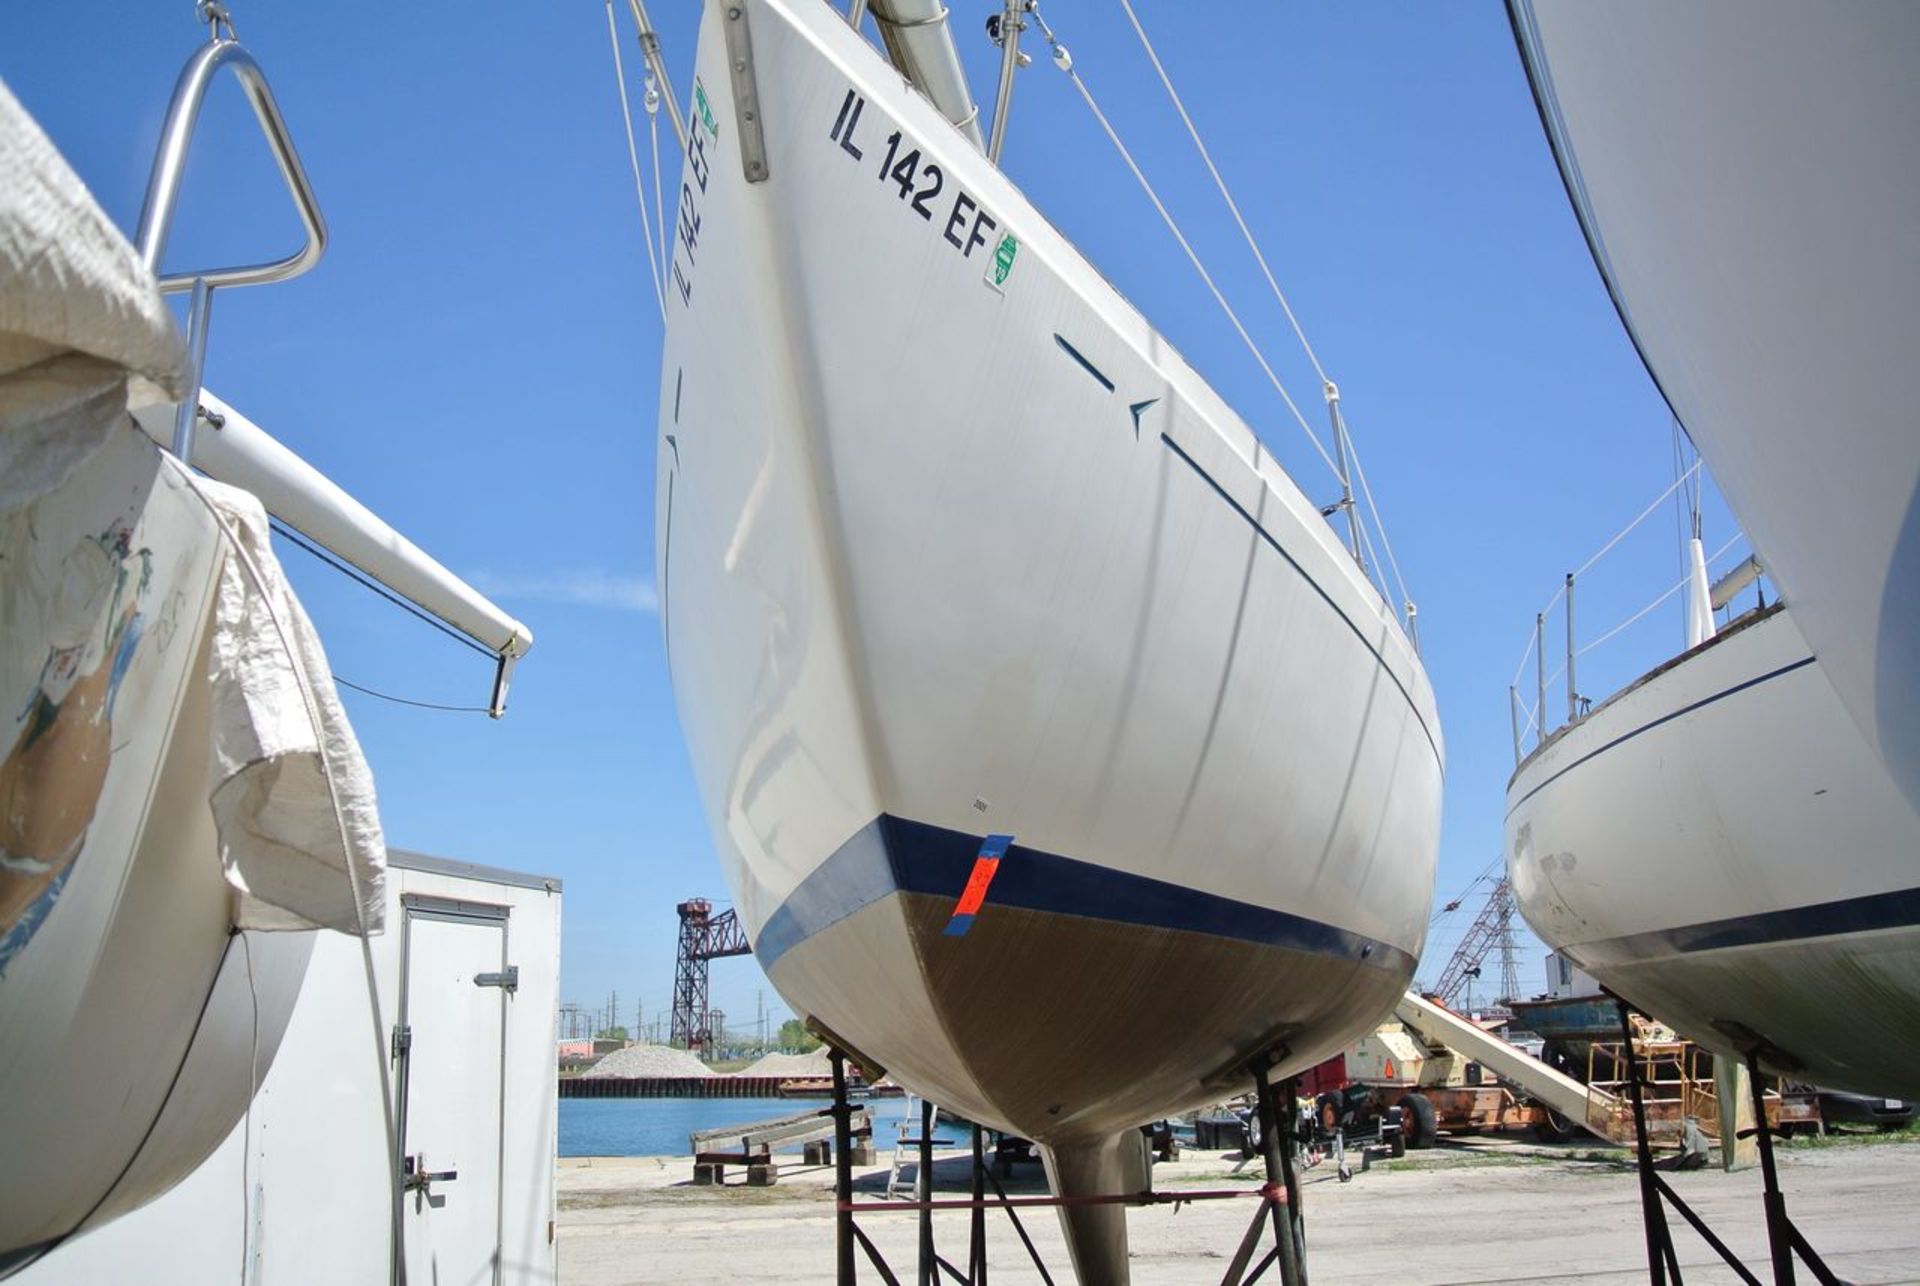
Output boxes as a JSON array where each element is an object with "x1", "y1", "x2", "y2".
[{"x1": 670, "y1": 898, "x2": 752, "y2": 1054}]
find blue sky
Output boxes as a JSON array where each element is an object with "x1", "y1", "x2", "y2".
[{"x1": 5, "y1": 3, "x2": 1749, "y2": 1039}]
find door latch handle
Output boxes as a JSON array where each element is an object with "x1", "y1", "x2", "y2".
[
  {"x1": 403, "y1": 1152, "x2": 458, "y2": 1194},
  {"x1": 474, "y1": 966, "x2": 519, "y2": 992}
]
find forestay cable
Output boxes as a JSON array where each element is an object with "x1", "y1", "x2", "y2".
[
  {"x1": 649, "y1": 78, "x2": 670, "y2": 305},
  {"x1": 605, "y1": 0, "x2": 667, "y2": 321},
  {"x1": 1032, "y1": 19, "x2": 1341, "y2": 482},
  {"x1": 1116, "y1": 0, "x2": 1329, "y2": 387},
  {"x1": 1115, "y1": 0, "x2": 1416, "y2": 622}
]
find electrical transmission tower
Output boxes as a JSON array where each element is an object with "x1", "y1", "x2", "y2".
[
  {"x1": 670, "y1": 898, "x2": 752, "y2": 1054},
  {"x1": 1434, "y1": 876, "x2": 1520, "y2": 1007}
]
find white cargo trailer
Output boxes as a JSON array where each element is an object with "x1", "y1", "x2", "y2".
[{"x1": 16, "y1": 849, "x2": 562, "y2": 1285}]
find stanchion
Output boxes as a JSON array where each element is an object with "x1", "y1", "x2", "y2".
[
  {"x1": 918, "y1": 1098, "x2": 936, "y2": 1286},
  {"x1": 831, "y1": 1049, "x2": 856, "y2": 1285},
  {"x1": 1743, "y1": 1049, "x2": 1841, "y2": 1286},
  {"x1": 1252, "y1": 1064, "x2": 1305, "y2": 1286},
  {"x1": 1617, "y1": 998, "x2": 1680, "y2": 1284},
  {"x1": 969, "y1": 1125, "x2": 987, "y2": 1285},
  {"x1": 1609, "y1": 997, "x2": 1843, "y2": 1286}
]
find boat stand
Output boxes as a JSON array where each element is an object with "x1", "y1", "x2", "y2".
[
  {"x1": 1611, "y1": 999, "x2": 1840, "y2": 1286},
  {"x1": 825, "y1": 1049, "x2": 1313, "y2": 1285}
]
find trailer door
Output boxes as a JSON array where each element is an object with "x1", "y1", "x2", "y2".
[{"x1": 396, "y1": 894, "x2": 512, "y2": 1286}]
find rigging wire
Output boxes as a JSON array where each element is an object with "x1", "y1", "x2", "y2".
[
  {"x1": 1345, "y1": 435, "x2": 1415, "y2": 624},
  {"x1": 267, "y1": 518, "x2": 494, "y2": 660},
  {"x1": 604, "y1": 0, "x2": 668, "y2": 321},
  {"x1": 238, "y1": 931, "x2": 260, "y2": 1285},
  {"x1": 1508, "y1": 457, "x2": 1706, "y2": 689},
  {"x1": 24, "y1": 934, "x2": 241, "y2": 1272},
  {"x1": 166, "y1": 458, "x2": 406, "y2": 1280},
  {"x1": 1114, "y1": 0, "x2": 1327, "y2": 386},
  {"x1": 648, "y1": 74, "x2": 670, "y2": 303},
  {"x1": 1030, "y1": 16, "x2": 1342, "y2": 482},
  {"x1": 331, "y1": 674, "x2": 494, "y2": 715},
  {"x1": 1429, "y1": 855, "x2": 1503, "y2": 924},
  {"x1": 1113, "y1": 0, "x2": 1417, "y2": 623},
  {"x1": 1572, "y1": 456, "x2": 1704, "y2": 584},
  {"x1": 1576, "y1": 531, "x2": 1745, "y2": 659},
  {"x1": 1511, "y1": 530, "x2": 1747, "y2": 738}
]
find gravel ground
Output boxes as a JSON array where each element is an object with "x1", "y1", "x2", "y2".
[
  {"x1": 731, "y1": 1050, "x2": 835, "y2": 1079},
  {"x1": 557, "y1": 1134, "x2": 1920, "y2": 1283},
  {"x1": 581, "y1": 1044, "x2": 717, "y2": 1079}
]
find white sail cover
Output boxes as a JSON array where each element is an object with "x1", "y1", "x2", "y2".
[
  {"x1": 1, "y1": 75, "x2": 383, "y2": 937},
  {"x1": 0, "y1": 79, "x2": 184, "y2": 508},
  {"x1": 198, "y1": 474, "x2": 386, "y2": 932}
]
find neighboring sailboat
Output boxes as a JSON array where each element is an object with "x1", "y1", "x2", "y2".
[
  {"x1": 1508, "y1": 0, "x2": 1920, "y2": 810},
  {"x1": 1508, "y1": 591, "x2": 1920, "y2": 1095},
  {"x1": 650, "y1": 2, "x2": 1441, "y2": 1278},
  {"x1": 0, "y1": 26, "x2": 530, "y2": 1270},
  {"x1": 1505, "y1": 1, "x2": 1920, "y2": 1097}
]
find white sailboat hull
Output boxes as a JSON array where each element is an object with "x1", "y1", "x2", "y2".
[
  {"x1": 1511, "y1": 1, "x2": 1920, "y2": 810},
  {"x1": 0, "y1": 428, "x2": 312, "y2": 1264},
  {"x1": 1506, "y1": 604, "x2": 1920, "y2": 1096},
  {"x1": 657, "y1": 0, "x2": 1441, "y2": 1195}
]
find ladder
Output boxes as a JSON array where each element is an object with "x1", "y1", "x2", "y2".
[
  {"x1": 884, "y1": 1096, "x2": 953, "y2": 1199},
  {"x1": 885, "y1": 1096, "x2": 920, "y2": 1199}
]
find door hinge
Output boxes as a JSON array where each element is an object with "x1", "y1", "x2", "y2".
[{"x1": 474, "y1": 965, "x2": 519, "y2": 993}]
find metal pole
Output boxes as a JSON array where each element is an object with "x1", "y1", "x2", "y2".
[
  {"x1": 1565, "y1": 573, "x2": 1578, "y2": 723},
  {"x1": 1535, "y1": 613, "x2": 1548, "y2": 747},
  {"x1": 625, "y1": 0, "x2": 688, "y2": 150},
  {"x1": 832, "y1": 1050, "x2": 856, "y2": 1285},
  {"x1": 970, "y1": 1125, "x2": 987, "y2": 1285},
  {"x1": 1253, "y1": 1071, "x2": 1304, "y2": 1286},
  {"x1": 847, "y1": 0, "x2": 871, "y2": 27},
  {"x1": 1278, "y1": 1078, "x2": 1308, "y2": 1286},
  {"x1": 172, "y1": 277, "x2": 213, "y2": 465},
  {"x1": 1616, "y1": 1000, "x2": 1670, "y2": 1286},
  {"x1": 918, "y1": 1098, "x2": 936, "y2": 1286},
  {"x1": 1744, "y1": 1051, "x2": 1796, "y2": 1286},
  {"x1": 1509, "y1": 686, "x2": 1523, "y2": 767},
  {"x1": 985, "y1": 1, "x2": 1025, "y2": 163},
  {"x1": 1326, "y1": 384, "x2": 1366, "y2": 570}
]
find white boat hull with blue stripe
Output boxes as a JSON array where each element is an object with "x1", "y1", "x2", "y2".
[
  {"x1": 1508, "y1": 604, "x2": 1920, "y2": 1096},
  {"x1": 655, "y1": 1, "x2": 1440, "y2": 1275}
]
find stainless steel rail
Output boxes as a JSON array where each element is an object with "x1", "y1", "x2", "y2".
[
  {"x1": 134, "y1": 38, "x2": 327, "y2": 294},
  {"x1": 133, "y1": 35, "x2": 327, "y2": 466},
  {"x1": 124, "y1": 27, "x2": 534, "y2": 712}
]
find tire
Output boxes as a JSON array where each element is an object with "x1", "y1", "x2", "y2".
[
  {"x1": 1386, "y1": 1107, "x2": 1408, "y2": 1157},
  {"x1": 1399, "y1": 1094, "x2": 1438, "y2": 1150},
  {"x1": 1534, "y1": 1108, "x2": 1577, "y2": 1143}
]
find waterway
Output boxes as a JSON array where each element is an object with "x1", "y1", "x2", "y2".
[{"x1": 559, "y1": 1094, "x2": 916, "y2": 1158}]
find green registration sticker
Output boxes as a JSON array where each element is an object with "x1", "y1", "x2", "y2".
[
  {"x1": 987, "y1": 232, "x2": 1019, "y2": 291},
  {"x1": 694, "y1": 81, "x2": 719, "y2": 136}
]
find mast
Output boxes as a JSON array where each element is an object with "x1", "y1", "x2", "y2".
[{"x1": 866, "y1": 0, "x2": 985, "y2": 150}]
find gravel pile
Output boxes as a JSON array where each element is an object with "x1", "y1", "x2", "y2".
[
  {"x1": 582, "y1": 1044, "x2": 718, "y2": 1079},
  {"x1": 733, "y1": 1050, "x2": 833, "y2": 1079}
]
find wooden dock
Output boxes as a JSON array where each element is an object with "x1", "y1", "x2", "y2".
[
  {"x1": 559, "y1": 1076, "x2": 790, "y2": 1098},
  {"x1": 689, "y1": 1107, "x2": 874, "y2": 1186}
]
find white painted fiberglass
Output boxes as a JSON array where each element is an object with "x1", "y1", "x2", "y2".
[
  {"x1": 657, "y1": 0, "x2": 1441, "y2": 1093},
  {"x1": 1514, "y1": 1, "x2": 1920, "y2": 809},
  {"x1": 1507, "y1": 606, "x2": 1920, "y2": 1096}
]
